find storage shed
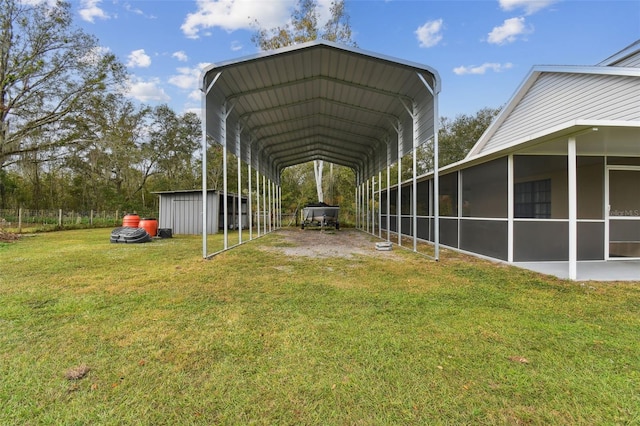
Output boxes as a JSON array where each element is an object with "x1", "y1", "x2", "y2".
[{"x1": 155, "y1": 190, "x2": 248, "y2": 235}]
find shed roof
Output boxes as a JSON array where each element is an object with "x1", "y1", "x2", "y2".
[{"x1": 201, "y1": 40, "x2": 440, "y2": 183}]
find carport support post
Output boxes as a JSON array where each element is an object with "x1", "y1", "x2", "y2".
[
  {"x1": 362, "y1": 181, "x2": 366, "y2": 230},
  {"x1": 271, "y1": 180, "x2": 275, "y2": 231},
  {"x1": 372, "y1": 175, "x2": 376, "y2": 235},
  {"x1": 237, "y1": 155, "x2": 242, "y2": 242},
  {"x1": 262, "y1": 175, "x2": 266, "y2": 234},
  {"x1": 430, "y1": 87, "x2": 440, "y2": 261},
  {"x1": 356, "y1": 182, "x2": 360, "y2": 229},
  {"x1": 356, "y1": 181, "x2": 360, "y2": 230},
  {"x1": 248, "y1": 163, "x2": 252, "y2": 240},
  {"x1": 366, "y1": 178, "x2": 370, "y2": 233},
  {"x1": 397, "y1": 121, "x2": 403, "y2": 246},
  {"x1": 222, "y1": 104, "x2": 229, "y2": 250},
  {"x1": 387, "y1": 165, "x2": 391, "y2": 242},
  {"x1": 275, "y1": 181, "x2": 279, "y2": 229},
  {"x1": 568, "y1": 136, "x2": 577, "y2": 280},
  {"x1": 272, "y1": 181, "x2": 276, "y2": 230},
  {"x1": 379, "y1": 171, "x2": 383, "y2": 238},
  {"x1": 275, "y1": 183, "x2": 278, "y2": 229},
  {"x1": 416, "y1": 72, "x2": 440, "y2": 260},
  {"x1": 354, "y1": 185, "x2": 358, "y2": 229},
  {"x1": 274, "y1": 182, "x2": 277, "y2": 229},
  {"x1": 256, "y1": 169, "x2": 261, "y2": 237},
  {"x1": 237, "y1": 123, "x2": 242, "y2": 244},
  {"x1": 412, "y1": 100, "x2": 419, "y2": 252},
  {"x1": 360, "y1": 182, "x2": 364, "y2": 230},
  {"x1": 200, "y1": 89, "x2": 208, "y2": 257},
  {"x1": 279, "y1": 185, "x2": 282, "y2": 228},
  {"x1": 268, "y1": 179, "x2": 273, "y2": 232}
]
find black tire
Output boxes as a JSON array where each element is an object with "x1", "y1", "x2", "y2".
[{"x1": 110, "y1": 227, "x2": 151, "y2": 244}]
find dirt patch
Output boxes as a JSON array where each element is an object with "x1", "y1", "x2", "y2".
[
  {"x1": 0, "y1": 229, "x2": 19, "y2": 243},
  {"x1": 262, "y1": 228, "x2": 402, "y2": 259}
]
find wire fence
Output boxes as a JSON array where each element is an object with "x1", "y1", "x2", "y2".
[{"x1": 0, "y1": 209, "x2": 144, "y2": 232}]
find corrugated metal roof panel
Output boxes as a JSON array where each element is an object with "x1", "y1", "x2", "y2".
[{"x1": 202, "y1": 40, "x2": 440, "y2": 183}]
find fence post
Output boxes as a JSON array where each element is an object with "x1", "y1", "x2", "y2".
[
  {"x1": 18, "y1": 208, "x2": 22, "y2": 233},
  {"x1": 90, "y1": 210, "x2": 94, "y2": 226},
  {"x1": 58, "y1": 209, "x2": 62, "y2": 226}
]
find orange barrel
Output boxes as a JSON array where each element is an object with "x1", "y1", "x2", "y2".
[
  {"x1": 122, "y1": 214, "x2": 140, "y2": 228},
  {"x1": 139, "y1": 218, "x2": 158, "y2": 237}
]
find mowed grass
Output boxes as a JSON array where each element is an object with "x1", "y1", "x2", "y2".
[{"x1": 1, "y1": 229, "x2": 639, "y2": 425}]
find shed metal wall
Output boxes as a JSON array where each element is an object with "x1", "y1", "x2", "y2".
[
  {"x1": 481, "y1": 73, "x2": 640, "y2": 153},
  {"x1": 158, "y1": 191, "x2": 220, "y2": 235}
]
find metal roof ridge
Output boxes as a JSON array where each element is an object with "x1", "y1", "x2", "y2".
[
  {"x1": 200, "y1": 40, "x2": 441, "y2": 92},
  {"x1": 466, "y1": 63, "x2": 640, "y2": 157},
  {"x1": 597, "y1": 38, "x2": 640, "y2": 66}
]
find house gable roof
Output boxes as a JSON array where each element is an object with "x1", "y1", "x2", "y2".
[{"x1": 466, "y1": 64, "x2": 640, "y2": 159}]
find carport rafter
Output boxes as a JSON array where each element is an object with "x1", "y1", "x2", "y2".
[
  {"x1": 262, "y1": 131, "x2": 378, "y2": 163},
  {"x1": 250, "y1": 112, "x2": 390, "y2": 138},
  {"x1": 274, "y1": 146, "x2": 364, "y2": 173},
  {"x1": 227, "y1": 74, "x2": 415, "y2": 106}
]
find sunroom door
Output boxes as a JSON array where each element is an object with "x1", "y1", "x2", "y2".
[{"x1": 607, "y1": 167, "x2": 640, "y2": 259}]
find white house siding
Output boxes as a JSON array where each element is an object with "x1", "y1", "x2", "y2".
[{"x1": 480, "y1": 72, "x2": 640, "y2": 154}]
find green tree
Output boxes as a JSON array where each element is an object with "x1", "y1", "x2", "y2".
[
  {"x1": 438, "y1": 107, "x2": 501, "y2": 167},
  {"x1": 0, "y1": 0, "x2": 125, "y2": 173},
  {"x1": 252, "y1": 0, "x2": 357, "y2": 203},
  {"x1": 252, "y1": 0, "x2": 356, "y2": 50},
  {"x1": 144, "y1": 105, "x2": 201, "y2": 194},
  {"x1": 65, "y1": 93, "x2": 149, "y2": 211}
]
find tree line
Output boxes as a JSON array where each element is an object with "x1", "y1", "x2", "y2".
[{"x1": 0, "y1": 0, "x2": 498, "y2": 221}]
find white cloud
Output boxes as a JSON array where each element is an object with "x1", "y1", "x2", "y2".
[
  {"x1": 126, "y1": 49, "x2": 152, "y2": 68},
  {"x1": 499, "y1": 0, "x2": 557, "y2": 15},
  {"x1": 487, "y1": 17, "x2": 532, "y2": 45},
  {"x1": 172, "y1": 51, "x2": 189, "y2": 62},
  {"x1": 230, "y1": 40, "x2": 243, "y2": 52},
  {"x1": 188, "y1": 90, "x2": 201, "y2": 102},
  {"x1": 169, "y1": 63, "x2": 211, "y2": 90},
  {"x1": 123, "y1": 2, "x2": 156, "y2": 19},
  {"x1": 453, "y1": 62, "x2": 514, "y2": 75},
  {"x1": 79, "y1": 0, "x2": 109, "y2": 23},
  {"x1": 415, "y1": 19, "x2": 444, "y2": 48},
  {"x1": 124, "y1": 3, "x2": 144, "y2": 15},
  {"x1": 181, "y1": 0, "x2": 295, "y2": 39},
  {"x1": 126, "y1": 77, "x2": 171, "y2": 103}
]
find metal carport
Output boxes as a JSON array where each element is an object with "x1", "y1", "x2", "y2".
[{"x1": 200, "y1": 40, "x2": 441, "y2": 258}]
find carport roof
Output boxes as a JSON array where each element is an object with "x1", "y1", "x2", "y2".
[{"x1": 201, "y1": 40, "x2": 440, "y2": 183}]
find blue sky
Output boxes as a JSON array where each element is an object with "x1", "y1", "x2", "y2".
[{"x1": 73, "y1": 0, "x2": 640, "y2": 119}]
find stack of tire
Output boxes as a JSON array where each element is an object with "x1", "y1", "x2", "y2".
[
  {"x1": 110, "y1": 226, "x2": 152, "y2": 244},
  {"x1": 110, "y1": 214, "x2": 152, "y2": 244}
]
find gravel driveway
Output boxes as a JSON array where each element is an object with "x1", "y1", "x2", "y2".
[{"x1": 262, "y1": 228, "x2": 400, "y2": 259}]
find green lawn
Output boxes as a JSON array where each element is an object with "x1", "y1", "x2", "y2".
[{"x1": 1, "y1": 229, "x2": 638, "y2": 425}]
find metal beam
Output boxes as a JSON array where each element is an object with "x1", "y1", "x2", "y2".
[{"x1": 227, "y1": 74, "x2": 414, "y2": 105}]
